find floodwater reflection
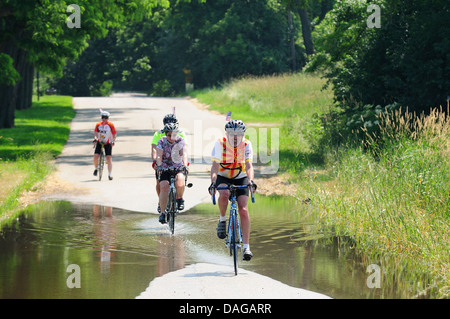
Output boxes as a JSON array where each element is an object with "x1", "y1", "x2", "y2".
[{"x1": 0, "y1": 198, "x2": 427, "y2": 298}]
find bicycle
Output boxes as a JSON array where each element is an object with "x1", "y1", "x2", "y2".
[
  {"x1": 212, "y1": 184, "x2": 255, "y2": 275},
  {"x1": 157, "y1": 167, "x2": 192, "y2": 235},
  {"x1": 94, "y1": 141, "x2": 106, "y2": 181}
]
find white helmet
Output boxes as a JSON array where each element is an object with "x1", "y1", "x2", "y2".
[
  {"x1": 101, "y1": 111, "x2": 110, "y2": 118},
  {"x1": 225, "y1": 120, "x2": 246, "y2": 132}
]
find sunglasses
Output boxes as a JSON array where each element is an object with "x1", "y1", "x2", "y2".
[{"x1": 101, "y1": 116, "x2": 109, "y2": 119}]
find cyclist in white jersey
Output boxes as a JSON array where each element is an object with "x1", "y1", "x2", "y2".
[
  {"x1": 93, "y1": 111, "x2": 117, "y2": 180},
  {"x1": 151, "y1": 113, "x2": 188, "y2": 212}
]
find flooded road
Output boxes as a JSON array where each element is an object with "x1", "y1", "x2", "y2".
[{"x1": 0, "y1": 196, "x2": 409, "y2": 299}]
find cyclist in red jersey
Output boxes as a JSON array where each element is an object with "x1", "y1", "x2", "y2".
[{"x1": 93, "y1": 111, "x2": 117, "y2": 180}]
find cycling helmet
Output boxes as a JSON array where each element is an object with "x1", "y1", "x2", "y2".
[
  {"x1": 100, "y1": 111, "x2": 110, "y2": 118},
  {"x1": 163, "y1": 122, "x2": 179, "y2": 132},
  {"x1": 163, "y1": 114, "x2": 178, "y2": 125},
  {"x1": 225, "y1": 120, "x2": 246, "y2": 132}
]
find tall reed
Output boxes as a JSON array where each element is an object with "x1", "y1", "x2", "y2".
[{"x1": 310, "y1": 106, "x2": 450, "y2": 297}]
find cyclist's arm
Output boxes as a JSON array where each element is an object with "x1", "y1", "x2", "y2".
[
  {"x1": 151, "y1": 144, "x2": 157, "y2": 161},
  {"x1": 245, "y1": 161, "x2": 255, "y2": 183},
  {"x1": 156, "y1": 148, "x2": 163, "y2": 166},
  {"x1": 182, "y1": 146, "x2": 188, "y2": 167},
  {"x1": 211, "y1": 161, "x2": 219, "y2": 185},
  {"x1": 94, "y1": 124, "x2": 99, "y2": 141},
  {"x1": 111, "y1": 133, "x2": 117, "y2": 145}
]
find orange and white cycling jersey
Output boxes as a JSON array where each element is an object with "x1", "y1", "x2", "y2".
[
  {"x1": 95, "y1": 121, "x2": 117, "y2": 144},
  {"x1": 211, "y1": 137, "x2": 253, "y2": 179}
]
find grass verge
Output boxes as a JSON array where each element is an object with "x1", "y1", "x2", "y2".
[
  {"x1": 191, "y1": 73, "x2": 450, "y2": 298},
  {"x1": 0, "y1": 95, "x2": 75, "y2": 221},
  {"x1": 190, "y1": 73, "x2": 334, "y2": 172}
]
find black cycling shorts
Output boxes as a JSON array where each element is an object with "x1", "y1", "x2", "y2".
[
  {"x1": 94, "y1": 143, "x2": 112, "y2": 156},
  {"x1": 158, "y1": 168, "x2": 185, "y2": 182},
  {"x1": 216, "y1": 175, "x2": 249, "y2": 197}
]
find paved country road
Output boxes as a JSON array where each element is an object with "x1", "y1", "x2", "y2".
[
  {"x1": 49, "y1": 93, "x2": 225, "y2": 212},
  {"x1": 46, "y1": 93, "x2": 331, "y2": 299}
]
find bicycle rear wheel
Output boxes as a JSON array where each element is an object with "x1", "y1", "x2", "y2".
[{"x1": 98, "y1": 150, "x2": 104, "y2": 181}]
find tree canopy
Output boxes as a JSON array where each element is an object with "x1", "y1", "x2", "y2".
[
  {"x1": 0, "y1": 0, "x2": 169, "y2": 128},
  {"x1": 309, "y1": 0, "x2": 450, "y2": 113}
]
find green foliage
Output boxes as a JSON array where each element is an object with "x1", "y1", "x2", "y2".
[
  {"x1": 0, "y1": 54, "x2": 20, "y2": 86},
  {"x1": 309, "y1": 0, "x2": 450, "y2": 115},
  {"x1": 52, "y1": 0, "x2": 304, "y2": 95},
  {"x1": 0, "y1": 0, "x2": 169, "y2": 83},
  {"x1": 309, "y1": 108, "x2": 450, "y2": 296},
  {"x1": 190, "y1": 73, "x2": 334, "y2": 172},
  {"x1": 97, "y1": 80, "x2": 113, "y2": 97},
  {"x1": 150, "y1": 79, "x2": 175, "y2": 96}
]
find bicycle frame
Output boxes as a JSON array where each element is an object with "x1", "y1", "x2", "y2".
[
  {"x1": 96, "y1": 142, "x2": 106, "y2": 181},
  {"x1": 212, "y1": 184, "x2": 254, "y2": 275},
  {"x1": 158, "y1": 167, "x2": 191, "y2": 235}
]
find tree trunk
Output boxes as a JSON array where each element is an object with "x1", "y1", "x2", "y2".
[
  {"x1": 298, "y1": 8, "x2": 314, "y2": 56},
  {"x1": 288, "y1": 11, "x2": 297, "y2": 72},
  {"x1": 16, "y1": 58, "x2": 33, "y2": 110},
  {"x1": 0, "y1": 42, "x2": 20, "y2": 128}
]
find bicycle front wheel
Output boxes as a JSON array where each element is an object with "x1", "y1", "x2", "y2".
[
  {"x1": 230, "y1": 215, "x2": 238, "y2": 275},
  {"x1": 98, "y1": 150, "x2": 104, "y2": 181},
  {"x1": 167, "y1": 190, "x2": 176, "y2": 234}
]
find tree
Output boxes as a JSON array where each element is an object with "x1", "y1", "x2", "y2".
[
  {"x1": 55, "y1": 0, "x2": 301, "y2": 95},
  {"x1": 0, "y1": 0, "x2": 169, "y2": 128},
  {"x1": 310, "y1": 0, "x2": 449, "y2": 113},
  {"x1": 158, "y1": 0, "x2": 297, "y2": 89}
]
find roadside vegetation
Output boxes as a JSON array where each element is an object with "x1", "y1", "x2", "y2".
[
  {"x1": 0, "y1": 95, "x2": 75, "y2": 221},
  {"x1": 191, "y1": 73, "x2": 333, "y2": 173},
  {"x1": 190, "y1": 73, "x2": 450, "y2": 298}
]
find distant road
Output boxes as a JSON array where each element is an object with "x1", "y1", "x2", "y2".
[{"x1": 49, "y1": 93, "x2": 226, "y2": 213}]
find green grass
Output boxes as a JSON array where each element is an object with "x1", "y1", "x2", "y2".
[
  {"x1": 0, "y1": 95, "x2": 75, "y2": 160},
  {"x1": 191, "y1": 73, "x2": 450, "y2": 298},
  {"x1": 309, "y1": 108, "x2": 450, "y2": 298},
  {"x1": 190, "y1": 72, "x2": 333, "y2": 123},
  {"x1": 0, "y1": 95, "x2": 75, "y2": 219},
  {"x1": 190, "y1": 73, "x2": 334, "y2": 172}
]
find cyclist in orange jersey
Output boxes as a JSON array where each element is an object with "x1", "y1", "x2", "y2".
[{"x1": 208, "y1": 120, "x2": 257, "y2": 260}]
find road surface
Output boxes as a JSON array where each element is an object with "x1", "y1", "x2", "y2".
[
  {"x1": 47, "y1": 93, "x2": 224, "y2": 212},
  {"x1": 45, "y1": 93, "x2": 331, "y2": 299}
]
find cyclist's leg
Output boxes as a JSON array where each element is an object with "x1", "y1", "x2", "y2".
[
  {"x1": 215, "y1": 176, "x2": 230, "y2": 239},
  {"x1": 159, "y1": 180, "x2": 169, "y2": 213},
  {"x1": 155, "y1": 171, "x2": 161, "y2": 212},
  {"x1": 174, "y1": 172, "x2": 185, "y2": 198},
  {"x1": 236, "y1": 176, "x2": 252, "y2": 260},
  {"x1": 104, "y1": 144, "x2": 113, "y2": 178},
  {"x1": 175, "y1": 172, "x2": 185, "y2": 210},
  {"x1": 93, "y1": 143, "x2": 101, "y2": 174},
  {"x1": 237, "y1": 195, "x2": 250, "y2": 245},
  {"x1": 106, "y1": 156, "x2": 112, "y2": 172},
  {"x1": 93, "y1": 154, "x2": 100, "y2": 168}
]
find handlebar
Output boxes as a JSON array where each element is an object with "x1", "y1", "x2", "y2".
[{"x1": 211, "y1": 184, "x2": 255, "y2": 205}]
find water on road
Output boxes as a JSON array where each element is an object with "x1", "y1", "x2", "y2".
[{"x1": 0, "y1": 197, "x2": 407, "y2": 298}]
